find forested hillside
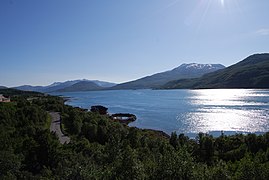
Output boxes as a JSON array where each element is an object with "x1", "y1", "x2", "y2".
[{"x1": 1, "y1": 89, "x2": 269, "y2": 179}]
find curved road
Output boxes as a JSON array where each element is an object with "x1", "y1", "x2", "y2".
[{"x1": 49, "y1": 112, "x2": 70, "y2": 144}]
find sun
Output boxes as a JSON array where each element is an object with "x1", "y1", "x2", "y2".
[{"x1": 220, "y1": 0, "x2": 225, "y2": 6}]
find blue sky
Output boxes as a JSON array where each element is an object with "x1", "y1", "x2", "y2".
[{"x1": 1, "y1": 0, "x2": 269, "y2": 87}]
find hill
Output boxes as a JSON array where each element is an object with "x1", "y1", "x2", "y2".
[
  {"x1": 0, "y1": 88, "x2": 43, "y2": 97},
  {"x1": 162, "y1": 53, "x2": 269, "y2": 89},
  {"x1": 14, "y1": 79, "x2": 116, "y2": 92},
  {"x1": 0, "y1": 86, "x2": 7, "y2": 89},
  {"x1": 56, "y1": 81, "x2": 103, "y2": 92},
  {"x1": 111, "y1": 63, "x2": 225, "y2": 89},
  {"x1": 13, "y1": 85, "x2": 45, "y2": 92}
]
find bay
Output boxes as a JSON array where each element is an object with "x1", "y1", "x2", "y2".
[{"x1": 51, "y1": 89, "x2": 269, "y2": 137}]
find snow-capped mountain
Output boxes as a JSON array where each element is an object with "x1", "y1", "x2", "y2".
[
  {"x1": 171, "y1": 63, "x2": 225, "y2": 74},
  {"x1": 162, "y1": 53, "x2": 269, "y2": 89},
  {"x1": 178, "y1": 63, "x2": 225, "y2": 70},
  {"x1": 111, "y1": 63, "x2": 225, "y2": 89},
  {"x1": 13, "y1": 63, "x2": 225, "y2": 91}
]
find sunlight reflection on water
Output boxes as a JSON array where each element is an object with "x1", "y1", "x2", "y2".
[{"x1": 179, "y1": 89, "x2": 269, "y2": 134}]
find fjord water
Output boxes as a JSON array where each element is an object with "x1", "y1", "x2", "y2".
[{"x1": 52, "y1": 89, "x2": 269, "y2": 137}]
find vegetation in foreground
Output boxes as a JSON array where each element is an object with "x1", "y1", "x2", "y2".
[{"x1": 1, "y1": 89, "x2": 269, "y2": 179}]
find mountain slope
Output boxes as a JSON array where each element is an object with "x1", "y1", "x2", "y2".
[
  {"x1": 42, "y1": 80, "x2": 82, "y2": 92},
  {"x1": 56, "y1": 81, "x2": 103, "y2": 92},
  {"x1": 111, "y1": 63, "x2": 225, "y2": 89},
  {"x1": 90, "y1": 80, "x2": 116, "y2": 88},
  {"x1": 162, "y1": 53, "x2": 269, "y2": 89}
]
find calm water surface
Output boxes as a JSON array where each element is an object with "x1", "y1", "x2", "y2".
[{"x1": 51, "y1": 89, "x2": 269, "y2": 136}]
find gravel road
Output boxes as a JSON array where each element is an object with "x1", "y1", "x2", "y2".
[{"x1": 49, "y1": 112, "x2": 70, "y2": 144}]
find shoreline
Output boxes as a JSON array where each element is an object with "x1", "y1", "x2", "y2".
[{"x1": 50, "y1": 91, "x2": 269, "y2": 138}]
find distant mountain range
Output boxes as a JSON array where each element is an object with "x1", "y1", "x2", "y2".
[
  {"x1": 111, "y1": 63, "x2": 225, "y2": 89},
  {"x1": 12, "y1": 63, "x2": 225, "y2": 92},
  {"x1": 14, "y1": 80, "x2": 116, "y2": 92},
  {"x1": 10, "y1": 53, "x2": 269, "y2": 92},
  {"x1": 162, "y1": 53, "x2": 269, "y2": 89}
]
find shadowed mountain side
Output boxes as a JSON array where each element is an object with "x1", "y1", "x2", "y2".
[
  {"x1": 111, "y1": 63, "x2": 225, "y2": 89},
  {"x1": 162, "y1": 53, "x2": 269, "y2": 89}
]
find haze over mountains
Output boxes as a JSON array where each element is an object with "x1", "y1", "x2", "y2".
[
  {"x1": 8, "y1": 53, "x2": 269, "y2": 92},
  {"x1": 162, "y1": 53, "x2": 269, "y2": 89},
  {"x1": 12, "y1": 63, "x2": 225, "y2": 92},
  {"x1": 14, "y1": 80, "x2": 116, "y2": 92}
]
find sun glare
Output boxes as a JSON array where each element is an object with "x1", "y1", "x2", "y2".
[{"x1": 220, "y1": 0, "x2": 225, "y2": 6}]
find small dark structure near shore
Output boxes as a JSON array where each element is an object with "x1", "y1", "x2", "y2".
[
  {"x1": 90, "y1": 105, "x2": 137, "y2": 124},
  {"x1": 90, "y1": 105, "x2": 108, "y2": 115},
  {"x1": 110, "y1": 113, "x2": 137, "y2": 124}
]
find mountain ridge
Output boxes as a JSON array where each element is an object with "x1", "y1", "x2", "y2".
[
  {"x1": 12, "y1": 63, "x2": 225, "y2": 92},
  {"x1": 56, "y1": 81, "x2": 104, "y2": 92},
  {"x1": 111, "y1": 63, "x2": 225, "y2": 89},
  {"x1": 14, "y1": 79, "x2": 116, "y2": 92},
  {"x1": 162, "y1": 53, "x2": 269, "y2": 89}
]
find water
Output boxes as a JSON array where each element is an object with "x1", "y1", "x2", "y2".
[{"x1": 51, "y1": 89, "x2": 269, "y2": 137}]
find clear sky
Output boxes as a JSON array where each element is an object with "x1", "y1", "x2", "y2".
[{"x1": 1, "y1": 0, "x2": 269, "y2": 87}]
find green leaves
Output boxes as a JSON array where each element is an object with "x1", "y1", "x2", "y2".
[{"x1": 1, "y1": 90, "x2": 269, "y2": 179}]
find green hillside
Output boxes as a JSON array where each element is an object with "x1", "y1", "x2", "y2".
[
  {"x1": 1, "y1": 88, "x2": 269, "y2": 179},
  {"x1": 163, "y1": 53, "x2": 269, "y2": 89}
]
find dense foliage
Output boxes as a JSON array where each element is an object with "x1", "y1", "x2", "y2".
[{"x1": 1, "y1": 89, "x2": 269, "y2": 179}]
